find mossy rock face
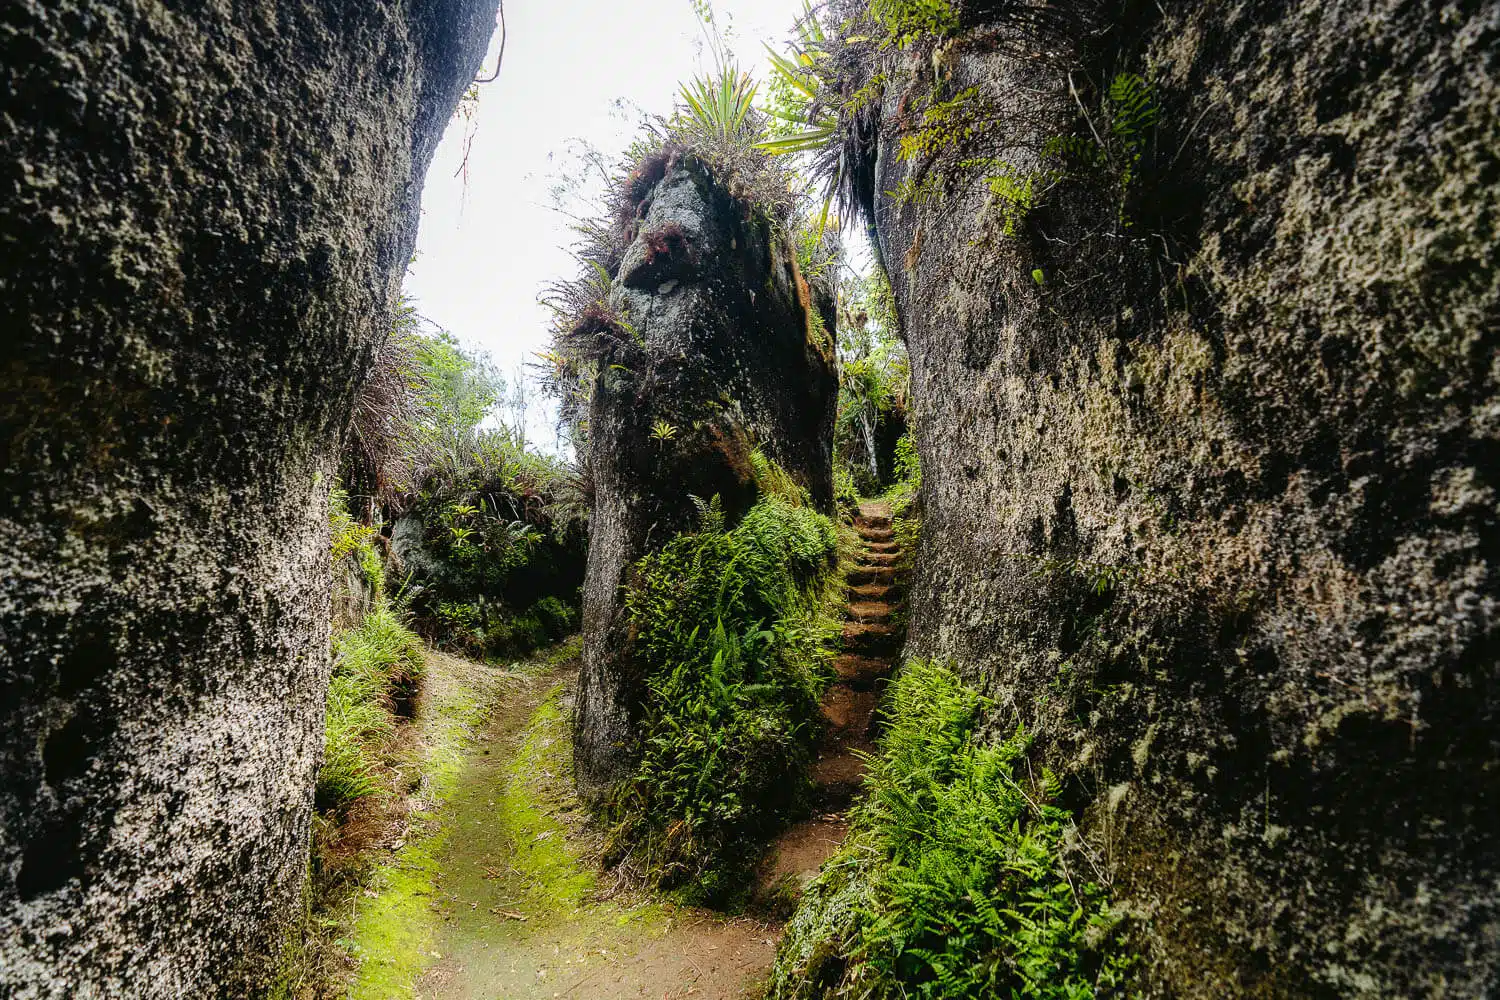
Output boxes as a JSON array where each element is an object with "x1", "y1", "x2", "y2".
[
  {"x1": 574, "y1": 157, "x2": 838, "y2": 799},
  {"x1": 0, "y1": 3, "x2": 493, "y2": 996},
  {"x1": 867, "y1": 3, "x2": 1499, "y2": 996}
]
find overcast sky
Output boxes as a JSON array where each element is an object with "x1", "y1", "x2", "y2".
[{"x1": 406, "y1": 0, "x2": 811, "y2": 449}]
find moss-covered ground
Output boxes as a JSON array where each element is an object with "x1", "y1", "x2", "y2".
[{"x1": 342, "y1": 639, "x2": 775, "y2": 1000}]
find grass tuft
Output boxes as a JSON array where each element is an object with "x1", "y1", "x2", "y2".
[{"x1": 317, "y1": 602, "x2": 426, "y2": 813}]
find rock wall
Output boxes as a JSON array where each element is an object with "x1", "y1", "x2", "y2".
[
  {"x1": 575, "y1": 157, "x2": 838, "y2": 798},
  {"x1": 0, "y1": 2, "x2": 494, "y2": 996},
  {"x1": 874, "y1": 2, "x2": 1498, "y2": 995}
]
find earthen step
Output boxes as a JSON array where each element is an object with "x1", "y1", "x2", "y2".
[
  {"x1": 832, "y1": 654, "x2": 891, "y2": 690},
  {"x1": 810, "y1": 745, "x2": 874, "y2": 809},
  {"x1": 864, "y1": 541, "x2": 899, "y2": 554},
  {"x1": 847, "y1": 582, "x2": 899, "y2": 602},
  {"x1": 847, "y1": 566, "x2": 897, "y2": 586},
  {"x1": 757, "y1": 817, "x2": 851, "y2": 904},
  {"x1": 858, "y1": 527, "x2": 894, "y2": 543},
  {"x1": 858, "y1": 552, "x2": 899, "y2": 567},
  {"x1": 853, "y1": 513, "x2": 892, "y2": 528},
  {"x1": 846, "y1": 600, "x2": 896, "y2": 624},
  {"x1": 842, "y1": 621, "x2": 902, "y2": 655},
  {"x1": 819, "y1": 687, "x2": 879, "y2": 740}
]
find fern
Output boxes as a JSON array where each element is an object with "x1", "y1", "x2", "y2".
[
  {"x1": 771, "y1": 661, "x2": 1138, "y2": 999},
  {"x1": 1107, "y1": 73, "x2": 1158, "y2": 154},
  {"x1": 689, "y1": 492, "x2": 726, "y2": 534},
  {"x1": 869, "y1": 0, "x2": 959, "y2": 48},
  {"x1": 613, "y1": 459, "x2": 842, "y2": 901}
]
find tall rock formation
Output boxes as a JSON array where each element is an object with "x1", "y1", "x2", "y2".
[
  {"x1": 575, "y1": 156, "x2": 838, "y2": 799},
  {"x1": 0, "y1": 2, "x2": 495, "y2": 995},
  {"x1": 867, "y1": 2, "x2": 1498, "y2": 995}
]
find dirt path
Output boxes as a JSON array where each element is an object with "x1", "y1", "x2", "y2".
[
  {"x1": 347, "y1": 504, "x2": 906, "y2": 1000},
  {"x1": 755, "y1": 502, "x2": 905, "y2": 898},
  {"x1": 339, "y1": 646, "x2": 774, "y2": 1000}
]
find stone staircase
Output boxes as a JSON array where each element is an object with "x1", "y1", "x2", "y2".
[{"x1": 755, "y1": 501, "x2": 905, "y2": 900}]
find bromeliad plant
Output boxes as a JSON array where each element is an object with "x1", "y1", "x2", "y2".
[{"x1": 678, "y1": 60, "x2": 760, "y2": 161}]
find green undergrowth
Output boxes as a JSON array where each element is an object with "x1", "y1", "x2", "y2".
[
  {"x1": 605, "y1": 454, "x2": 844, "y2": 905},
  {"x1": 770, "y1": 661, "x2": 1136, "y2": 999},
  {"x1": 321, "y1": 487, "x2": 425, "y2": 813},
  {"x1": 319, "y1": 603, "x2": 426, "y2": 811}
]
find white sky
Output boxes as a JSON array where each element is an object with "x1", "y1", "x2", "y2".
[{"x1": 407, "y1": 0, "x2": 812, "y2": 449}]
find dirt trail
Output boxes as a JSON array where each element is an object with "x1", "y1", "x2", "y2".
[
  {"x1": 353, "y1": 504, "x2": 906, "y2": 1000},
  {"x1": 384, "y1": 656, "x2": 776, "y2": 1000},
  {"x1": 755, "y1": 502, "x2": 906, "y2": 898}
]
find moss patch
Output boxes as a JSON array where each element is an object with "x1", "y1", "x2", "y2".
[{"x1": 346, "y1": 653, "x2": 493, "y2": 999}]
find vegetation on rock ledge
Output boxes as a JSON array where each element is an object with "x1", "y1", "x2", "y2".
[{"x1": 605, "y1": 455, "x2": 845, "y2": 904}]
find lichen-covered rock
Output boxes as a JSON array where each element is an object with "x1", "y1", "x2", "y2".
[
  {"x1": 871, "y1": 2, "x2": 1499, "y2": 995},
  {"x1": 0, "y1": 3, "x2": 494, "y2": 996},
  {"x1": 574, "y1": 157, "x2": 837, "y2": 799}
]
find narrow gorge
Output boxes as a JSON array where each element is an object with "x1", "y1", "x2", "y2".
[{"x1": 1, "y1": 1, "x2": 1495, "y2": 998}]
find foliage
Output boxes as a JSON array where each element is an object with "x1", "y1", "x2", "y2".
[
  {"x1": 410, "y1": 328, "x2": 507, "y2": 449},
  {"x1": 342, "y1": 296, "x2": 512, "y2": 508},
  {"x1": 677, "y1": 60, "x2": 761, "y2": 163},
  {"x1": 405, "y1": 424, "x2": 586, "y2": 660},
  {"x1": 757, "y1": 0, "x2": 1150, "y2": 246},
  {"x1": 885, "y1": 432, "x2": 921, "y2": 581},
  {"x1": 345, "y1": 300, "x2": 424, "y2": 503},
  {"x1": 835, "y1": 266, "x2": 908, "y2": 494},
  {"x1": 834, "y1": 462, "x2": 861, "y2": 514},
  {"x1": 757, "y1": 1, "x2": 886, "y2": 230},
  {"x1": 930, "y1": 72, "x2": 1160, "y2": 239},
  {"x1": 869, "y1": 0, "x2": 958, "y2": 48},
  {"x1": 319, "y1": 602, "x2": 426, "y2": 812},
  {"x1": 887, "y1": 432, "x2": 921, "y2": 523},
  {"x1": 608, "y1": 468, "x2": 842, "y2": 903},
  {"x1": 401, "y1": 334, "x2": 586, "y2": 661},
  {"x1": 1103, "y1": 73, "x2": 1159, "y2": 224},
  {"x1": 330, "y1": 486, "x2": 378, "y2": 567},
  {"x1": 770, "y1": 661, "x2": 1136, "y2": 999}
]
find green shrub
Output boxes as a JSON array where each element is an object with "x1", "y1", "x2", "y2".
[
  {"x1": 486, "y1": 611, "x2": 546, "y2": 655},
  {"x1": 869, "y1": 0, "x2": 958, "y2": 47},
  {"x1": 892, "y1": 433, "x2": 920, "y2": 489},
  {"x1": 883, "y1": 432, "x2": 922, "y2": 528},
  {"x1": 771, "y1": 661, "x2": 1135, "y2": 999},
  {"x1": 330, "y1": 488, "x2": 376, "y2": 565},
  {"x1": 833, "y1": 462, "x2": 861, "y2": 515},
  {"x1": 406, "y1": 424, "x2": 586, "y2": 660},
  {"x1": 317, "y1": 602, "x2": 425, "y2": 813},
  {"x1": 532, "y1": 595, "x2": 577, "y2": 637},
  {"x1": 608, "y1": 485, "x2": 842, "y2": 903}
]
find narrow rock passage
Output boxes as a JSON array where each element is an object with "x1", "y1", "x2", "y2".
[{"x1": 758, "y1": 501, "x2": 905, "y2": 895}]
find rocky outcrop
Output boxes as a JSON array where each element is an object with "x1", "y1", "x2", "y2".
[
  {"x1": 575, "y1": 157, "x2": 838, "y2": 799},
  {"x1": 872, "y1": 2, "x2": 1499, "y2": 995},
  {"x1": 0, "y1": 3, "x2": 494, "y2": 996}
]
